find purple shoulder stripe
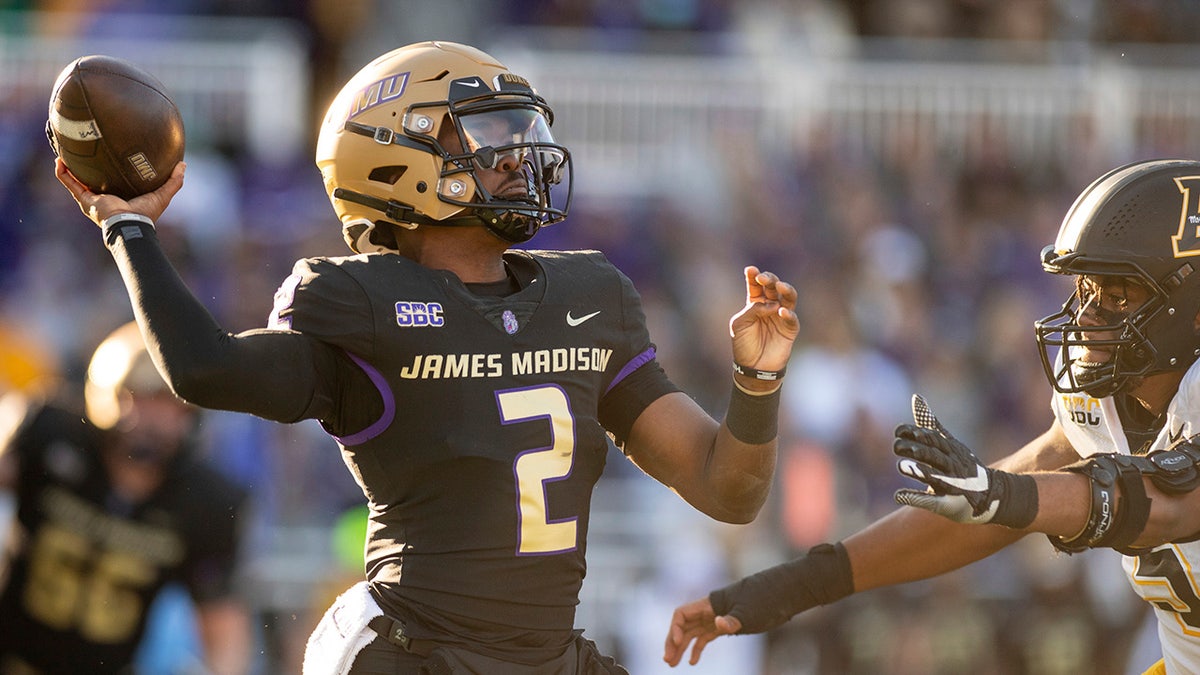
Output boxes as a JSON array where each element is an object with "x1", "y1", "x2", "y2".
[
  {"x1": 333, "y1": 351, "x2": 396, "y2": 446},
  {"x1": 605, "y1": 347, "x2": 656, "y2": 394}
]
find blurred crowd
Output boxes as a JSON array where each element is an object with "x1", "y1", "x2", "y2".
[{"x1": 3, "y1": 1, "x2": 1200, "y2": 673}]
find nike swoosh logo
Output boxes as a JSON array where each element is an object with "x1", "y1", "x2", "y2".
[
  {"x1": 566, "y1": 310, "x2": 600, "y2": 327},
  {"x1": 937, "y1": 465, "x2": 989, "y2": 492},
  {"x1": 458, "y1": 79, "x2": 481, "y2": 87}
]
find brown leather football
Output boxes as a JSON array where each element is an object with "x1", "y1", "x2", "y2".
[{"x1": 47, "y1": 55, "x2": 185, "y2": 200}]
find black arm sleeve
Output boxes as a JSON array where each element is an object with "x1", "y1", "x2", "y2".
[
  {"x1": 103, "y1": 219, "x2": 336, "y2": 424},
  {"x1": 597, "y1": 358, "x2": 680, "y2": 449},
  {"x1": 709, "y1": 542, "x2": 853, "y2": 634}
]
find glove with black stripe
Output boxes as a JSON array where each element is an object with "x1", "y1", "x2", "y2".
[{"x1": 893, "y1": 394, "x2": 1038, "y2": 529}]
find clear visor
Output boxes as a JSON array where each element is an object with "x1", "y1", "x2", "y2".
[{"x1": 458, "y1": 108, "x2": 566, "y2": 181}]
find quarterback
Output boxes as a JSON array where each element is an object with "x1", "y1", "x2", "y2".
[{"x1": 54, "y1": 41, "x2": 800, "y2": 674}]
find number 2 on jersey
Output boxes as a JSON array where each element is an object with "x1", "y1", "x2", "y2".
[{"x1": 497, "y1": 385, "x2": 578, "y2": 554}]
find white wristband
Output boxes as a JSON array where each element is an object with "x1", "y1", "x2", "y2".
[{"x1": 100, "y1": 213, "x2": 155, "y2": 230}]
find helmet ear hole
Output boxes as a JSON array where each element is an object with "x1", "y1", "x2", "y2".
[{"x1": 368, "y1": 166, "x2": 407, "y2": 185}]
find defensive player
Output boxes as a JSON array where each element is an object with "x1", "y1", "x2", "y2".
[
  {"x1": 54, "y1": 41, "x2": 799, "y2": 673},
  {"x1": 663, "y1": 158, "x2": 1200, "y2": 674},
  {"x1": 0, "y1": 321, "x2": 250, "y2": 674}
]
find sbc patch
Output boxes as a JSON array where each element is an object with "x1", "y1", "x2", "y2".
[{"x1": 396, "y1": 301, "x2": 444, "y2": 327}]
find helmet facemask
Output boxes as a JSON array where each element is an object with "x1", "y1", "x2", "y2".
[
  {"x1": 1036, "y1": 265, "x2": 1166, "y2": 398},
  {"x1": 428, "y1": 90, "x2": 572, "y2": 243}
]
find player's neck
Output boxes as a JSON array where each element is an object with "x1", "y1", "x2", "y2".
[
  {"x1": 397, "y1": 226, "x2": 509, "y2": 283},
  {"x1": 1128, "y1": 370, "x2": 1187, "y2": 418}
]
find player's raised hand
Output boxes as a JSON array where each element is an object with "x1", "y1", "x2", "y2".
[
  {"x1": 55, "y1": 157, "x2": 185, "y2": 227},
  {"x1": 893, "y1": 394, "x2": 1038, "y2": 528},
  {"x1": 663, "y1": 596, "x2": 741, "y2": 667},
  {"x1": 729, "y1": 267, "x2": 799, "y2": 388}
]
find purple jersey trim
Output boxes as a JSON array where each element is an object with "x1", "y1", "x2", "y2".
[
  {"x1": 605, "y1": 347, "x2": 656, "y2": 394},
  {"x1": 334, "y1": 351, "x2": 396, "y2": 446}
]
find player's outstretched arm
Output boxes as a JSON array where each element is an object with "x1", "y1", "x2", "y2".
[
  {"x1": 626, "y1": 267, "x2": 798, "y2": 523},
  {"x1": 664, "y1": 411, "x2": 1080, "y2": 667},
  {"x1": 897, "y1": 396, "x2": 1200, "y2": 552},
  {"x1": 55, "y1": 158, "x2": 329, "y2": 424}
]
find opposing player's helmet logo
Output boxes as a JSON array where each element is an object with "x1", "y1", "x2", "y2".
[
  {"x1": 1171, "y1": 176, "x2": 1200, "y2": 258},
  {"x1": 1036, "y1": 159, "x2": 1200, "y2": 397},
  {"x1": 316, "y1": 41, "x2": 573, "y2": 252}
]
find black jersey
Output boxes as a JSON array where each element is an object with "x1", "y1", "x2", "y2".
[
  {"x1": 269, "y1": 248, "x2": 676, "y2": 655},
  {"x1": 0, "y1": 403, "x2": 246, "y2": 674}
]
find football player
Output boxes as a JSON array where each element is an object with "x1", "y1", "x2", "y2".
[
  {"x1": 53, "y1": 41, "x2": 799, "y2": 674},
  {"x1": 0, "y1": 321, "x2": 250, "y2": 674},
  {"x1": 663, "y1": 158, "x2": 1200, "y2": 675}
]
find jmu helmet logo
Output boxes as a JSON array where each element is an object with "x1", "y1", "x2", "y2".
[
  {"x1": 1171, "y1": 176, "x2": 1200, "y2": 258},
  {"x1": 348, "y1": 72, "x2": 410, "y2": 120}
]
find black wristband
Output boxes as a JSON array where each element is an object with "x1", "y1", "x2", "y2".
[
  {"x1": 725, "y1": 383, "x2": 781, "y2": 445},
  {"x1": 732, "y1": 362, "x2": 785, "y2": 382},
  {"x1": 992, "y1": 471, "x2": 1039, "y2": 529},
  {"x1": 709, "y1": 542, "x2": 853, "y2": 634}
]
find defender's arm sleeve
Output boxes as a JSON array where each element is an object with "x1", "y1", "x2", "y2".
[{"x1": 104, "y1": 220, "x2": 336, "y2": 423}]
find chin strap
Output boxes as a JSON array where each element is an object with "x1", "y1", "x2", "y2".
[
  {"x1": 332, "y1": 188, "x2": 439, "y2": 228},
  {"x1": 333, "y1": 187, "x2": 540, "y2": 244}
]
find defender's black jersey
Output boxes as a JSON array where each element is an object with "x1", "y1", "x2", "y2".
[
  {"x1": 269, "y1": 248, "x2": 676, "y2": 653},
  {"x1": 0, "y1": 403, "x2": 246, "y2": 674}
]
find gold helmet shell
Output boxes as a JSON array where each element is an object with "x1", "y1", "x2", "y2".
[
  {"x1": 85, "y1": 321, "x2": 171, "y2": 430},
  {"x1": 316, "y1": 41, "x2": 572, "y2": 252}
]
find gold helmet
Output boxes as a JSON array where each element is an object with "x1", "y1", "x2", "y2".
[
  {"x1": 85, "y1": 321, "x2": 172, "y2": 430},
  {"x1": 316, "y1": 41, "x2": 572, "y2": 252}
]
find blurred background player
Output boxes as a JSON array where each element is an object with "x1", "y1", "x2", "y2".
[{"x1": 0, "y1": 321, "x2": 251, "y2": 675}]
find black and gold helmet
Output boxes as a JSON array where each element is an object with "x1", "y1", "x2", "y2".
[{"x1": 1036, "y1": 158, "x2": 1200, "y2": 397}]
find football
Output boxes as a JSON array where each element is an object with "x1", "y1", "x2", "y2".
[{"x1": 46, "y1": 55, "x2": 185, "y2": 200}]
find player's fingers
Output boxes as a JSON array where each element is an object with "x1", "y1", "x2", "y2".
[
  {"x1": 688, "y1": 635, "x2": 714, "y2": 666},
  {"x1": 663, "y1": 620, "x2": 686, "y2": 664},
  {"x1": 715, "y1": 614, "x2": 742, "y2": 634},
  {"x1": 755, "y1": 271, "x2": 782, "y2": 302},
  {"x1": 894, "y1": 423, "x2": 942, "y2": 447},
  {"x1": 893, "y1": 436, "x2": 949, "y2": 468},
  {"x1": 129, "y1": 161, "x2": 185, "y2": 221},
  {"x1": 148, "y1": 161, "x2": 186, "y2": 201},
  {"x1": 775, "y1": 279, "x2": 798, "y2": 310},
  {"x1": 896, "y1": 458, "x2": 933, "y2": 483},
  {"x1": 745, "y1": 266, "x2": 765, "y2": 300},
  {"x1": 776, "y1": 305, "x2": 800, "y2": 333},
  {"x1": 662, "y1": 637, "x2": 683, "y2": 667},
  {"x1": 895, "y1": 488, "x2": 942, "y2": 510},
  {"x1": 54, "y1": 157, "x2": 87, "y2": 196}
]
